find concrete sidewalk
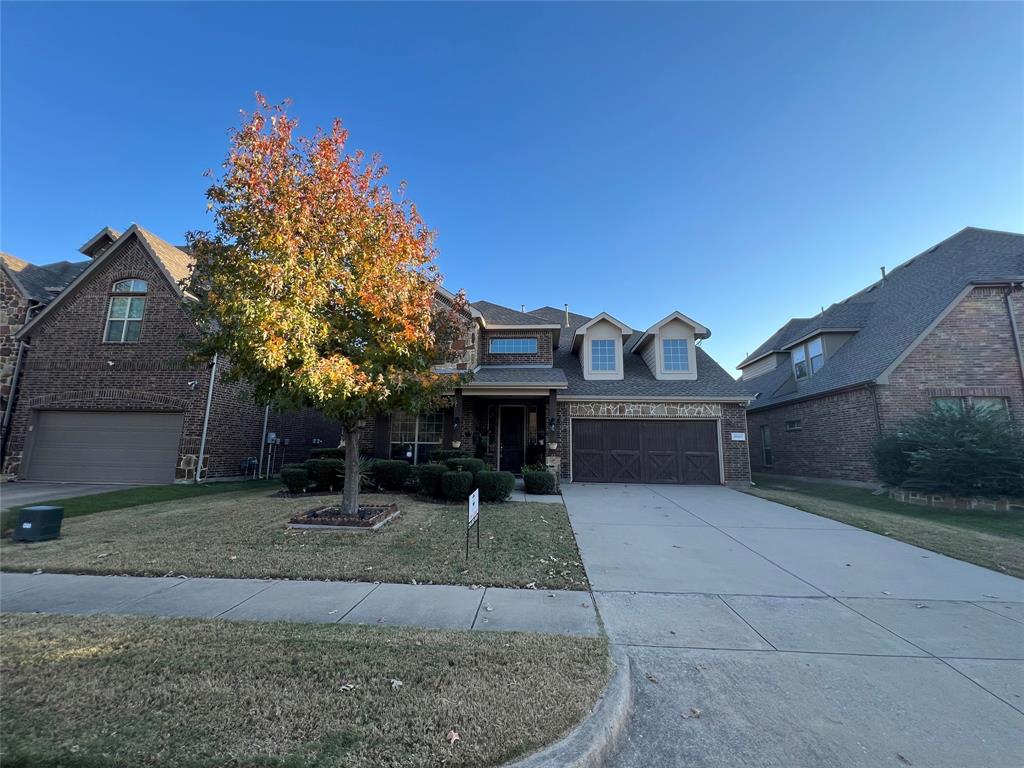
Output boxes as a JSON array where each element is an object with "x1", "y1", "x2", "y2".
[{"x1": 0, "y1": 571, "x2": 599, "y2": 636}]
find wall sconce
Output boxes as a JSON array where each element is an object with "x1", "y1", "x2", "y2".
[
  {"x1": 452, "y1": 415, "x2": 462, "y2": 448},
  {"x1": 548, "y1": 417, "x2": 558, "y2": 432},
  {"x1": 453, "y1": 415, "x2": 461, "y2": 433}
]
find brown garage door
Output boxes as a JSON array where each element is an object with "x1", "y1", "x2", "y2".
[
  {"x1": 26, "y1": 411, "x2": 184, "y2": 483},
  {"x1": 571, "y1": 419, "x2": 720, "y2": 484}
]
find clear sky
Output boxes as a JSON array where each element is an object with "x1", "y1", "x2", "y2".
[{"x1": 3, "y1": 1, "x2": 1022, "y2": 372}]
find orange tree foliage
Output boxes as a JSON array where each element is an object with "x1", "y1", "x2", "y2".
[{"x1": 185, "y1": 96, "x2": 466, "y2": 508}]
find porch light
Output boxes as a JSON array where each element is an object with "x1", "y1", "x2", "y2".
[
  {"x1": 548, "y1": 417, "x2": 558, "y2": 432},
  {"x1": 453, "y1": 415, "x2": 461, "y2": 433}
]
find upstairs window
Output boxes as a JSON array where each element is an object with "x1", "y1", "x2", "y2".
[
  {"x1": 489, "y1": 337, "x2": 538, "y2": 354},
  {"x1": 105, "y1": 279, "x2": 148, "y2": 342},
  {"x1": 662, "y1": 338, "x2": 689, "y2": 372},
  {"x1": 792, "y1": 337, "x2": 825, "y2": 380},
  {"x1": 591, "y1": 339, "x2": 616, "y2": 371}
]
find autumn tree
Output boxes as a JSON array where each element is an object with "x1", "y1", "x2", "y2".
[{"x1": 186, "y1": 95, "x2": 465, "y2": 515}]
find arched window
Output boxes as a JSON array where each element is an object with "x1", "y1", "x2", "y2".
[{"x1": 105, "y1": 279, "x2": 148, "y2": 342}]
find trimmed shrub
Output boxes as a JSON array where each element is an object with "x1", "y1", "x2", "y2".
[
  {"x1": 305, "y1": 458, "x2": 344, "y2": 491},
  {"x1": 309, "y1": 447, "x2": 345, "y2": 460},
  {"x1": 414, "y1": 462, "x2": 448, "y2": 498},
  {"x1": 871, "y1": 432, "x2": 916, "y2": 488},
  {"x1": 431, "y1": 449, "x2": 471, "y2": 464},
  {"x1": 445, "y1": 457, "x2": 486, "y2": 477},
  {"x1": 442, "y1": 471, "x2": 474, "y2": 501},
  {"x1": 476, "y1": 470, "x2": 515, "y2": 502},
  {"x1": 372, "y1": 459, "x2": 413, "y2": 491},
  {"x1": 523, "y1": 467, "x2": 556, "y2": 495},
  {"x1": 280, "y1": 464, "x2": 309, "y2": 493}
]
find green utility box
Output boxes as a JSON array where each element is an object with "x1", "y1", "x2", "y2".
[{"x1": 12, "y1": 506, "x2": 64, "y2": 542}]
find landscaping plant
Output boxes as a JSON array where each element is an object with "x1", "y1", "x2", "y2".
[
  {"x1": 523, "y1": 465, "x2": 557, "y2": 495},
  {"x1": 476, "y1": 470, "x2": 516, "y2": 502},
  {"x1": 445, "y1": 456, "x2": 486, "y2": 478},
  {"x1": 304, "y1": 458, "x2": 344, "y2": 491},
  {"x1": 309, "y1": 447, "x2": 345, "y2": 460},
  {"x1": 413, "y1": 463, "x2": 447, "y2": 498},
  {"x1": 872, "y1": 406, "x2": 1024, "y2": 497},
  {"x1": 429, "y1": 449, "x2": 471, "y2": 464},
  {"x1": 185, "y1": 95, "x2": 467, "y2": 516},
  {"x1": 441, "y1": 471, "x2": 474, "y2": 501},
  {"x1": 371, "y1": 460, "x2": 413, "y2": 492},
  {"x1": 279, "y1": 464, "x2": 309, "y2": 493}
]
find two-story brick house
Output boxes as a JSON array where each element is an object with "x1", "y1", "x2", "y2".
[
  {"x1": 362, "y1": 301, "x2": 753, "y2": 486},
  {"x1": 2, "y1": 225, "x2": 341, "y2": 483},
  {"x1": 739, "y1": 227, "x2": 1024, "y2": 483}
]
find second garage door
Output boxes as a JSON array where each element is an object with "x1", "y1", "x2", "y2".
[
  {"x1": 571, "y1": 419, "x2": 720, "y2": 484},
  {"x1": 26, "y1": 410, "x2": 185, "y2": 483}
]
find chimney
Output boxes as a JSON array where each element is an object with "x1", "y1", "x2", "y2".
[
  {"x1": 564, "y1": 304, "x2": 570, "y2": 327},
  {"x1": 880, "y1": 266, "x2": 887, "y2": 280}
]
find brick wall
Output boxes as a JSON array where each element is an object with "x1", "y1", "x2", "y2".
[
  {"x1": 747, "y1": 386, "x2": 879, "y2": 482},
  {"x1": 479, "y1": 329, "x2": 553, "y2": 366},
  {"x1": 555, "y1": 399, "x2": 750, "y2": 485},
  {"x1": 1, "y1": 269, "x2": 30, "y2": 407},
  {"x1": 877, "y1": 285, "x2": 1024, "y2": 426},
  {"x1": 3, "y1": 233, "x2": 325, "y2": 481}
]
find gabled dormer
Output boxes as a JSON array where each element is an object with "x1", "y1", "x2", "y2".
[
  {"x1": 631, "y1": 311, "x2": 709, "y2": 381},
  {"x1": 571, "y1": 312, "x2": 633, "y2": 380}
]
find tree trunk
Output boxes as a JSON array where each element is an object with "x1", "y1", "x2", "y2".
[{"x1": 341, "y1": 423, "x2": 361, "y2": 516}]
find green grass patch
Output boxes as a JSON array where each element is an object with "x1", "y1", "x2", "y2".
[
  {"x1": 746, "y1": 473, "x2": 1024, "y2": 577},
  {"x1": 0, "y1": 613, "x2": 609, "y2": 768},
  {"x1": 1, "y1": 480, "x2": 278, "y2": 533},
  {"x1": 1, "y1": 489, "x2": 588, "y2": 589}
]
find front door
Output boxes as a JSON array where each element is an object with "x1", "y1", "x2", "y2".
[{"x1": 498, "y1": 406, "x2": 525, "y2": 473}]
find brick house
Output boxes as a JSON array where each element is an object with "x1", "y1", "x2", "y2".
[
  {"x1": 362, "y1": 301, "x2": 753, "y2": 486},
  {"x1": 738, "y1": 227, "x2": 1024, "y2": 484},
  {"x1": 2, "y1": 225, "x2": 340, "y2": 483}
]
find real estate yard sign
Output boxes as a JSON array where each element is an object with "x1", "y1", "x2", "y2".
[{"x1": 466, "y1": 489, "x2": 480, "y2": 559}]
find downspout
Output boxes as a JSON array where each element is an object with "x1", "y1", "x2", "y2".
[
  {"x1": 195, "y1": 353, "x2": 218, "y2": 483},
  {"x1": 257, "y1": 405, "x2": 270, "y2": 479},
  {"x1": 1006, "y1": 284, "x2": 1024, "y2": 390}
]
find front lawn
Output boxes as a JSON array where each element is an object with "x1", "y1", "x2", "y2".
[
  {"x1": 0, "y1": 480, "x2": 278, "y2": 533},
  {"x1": 746, "y1": 473, "x2": 1024, "y2": 578},
  {"x1": 1, "y1": 613, "x2": 608, "y2": 768},
  {"x1": 1, "y1": 488, "x2": 588, "y2": 590}
]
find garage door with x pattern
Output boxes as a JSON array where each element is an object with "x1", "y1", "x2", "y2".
[{"x1": 571, "y1": 419, "x2": 720, "y2": 484}]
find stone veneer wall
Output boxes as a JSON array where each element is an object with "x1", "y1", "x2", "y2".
[
  {"x1": 1, "y1": 269, "x2": 30, "y2": 409},
  {"x1": 554, "y1": 400, "x2": 751, "y2": 485}
]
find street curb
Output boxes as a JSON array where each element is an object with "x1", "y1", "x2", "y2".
[{"x1": 503, "y1": 645, "x2": 634, "y2": 768}]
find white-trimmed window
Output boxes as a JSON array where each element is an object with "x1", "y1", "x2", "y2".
[
  {"x1": 662, "y1": 338, "x2": 689, "y2": 372},
  {"x1": 390, "y1": 411, "x2": 444, "y2": 463},
  {"x1": 792, "y1": 337, "x2": 824, "y2": 380},
  {"x1": 591, "y1": 339, "x2": 616, "y2": 371},
  {"x1": 808, "y1": 338, "x2": 824, "y2": 374},
  {"x1": 489, "y1": 337, "x2": 538, "y2": 354},
  {"x1": 104, "y1": 279, "x2": 148, "y2": 342}
]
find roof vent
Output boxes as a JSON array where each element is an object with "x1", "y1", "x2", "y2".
[
  {"x1": 564, "y1": 304, "x2": 570, "y2": 327},
  {"x1": 880, "y1": 266, "x2": 886, "y2": 280}
]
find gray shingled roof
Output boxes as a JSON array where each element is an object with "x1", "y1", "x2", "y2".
[
  {"x1": 528, "y1": 306, "x2": 750, "y2": 400},
  {"x1": 1, "y1": 253, "x2": 89, "y2": 304},
  {"x1": 742, "y1": 227, "x2": 1024, "y2": 411},
  {"x1": 466, "y1": 367, "x2": 568, "y2": 388},
  {"x1": 471, "y1": 300, "x2": 555, "y2": 326}
]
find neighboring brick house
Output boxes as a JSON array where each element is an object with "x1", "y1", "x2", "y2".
[
  {"x1": 3, "y1": 225, "x2": 340, "y2": 483},
  {"x1": 739, "y1": 227, "x2": 1024, "y2": 484},
  {"x1": 363, "y1": 301, "x2": 753, "y2": 486}
]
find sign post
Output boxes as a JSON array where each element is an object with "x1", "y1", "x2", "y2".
[{"x1": 466, "y1": 488, "x2": 480, "y2": 560}]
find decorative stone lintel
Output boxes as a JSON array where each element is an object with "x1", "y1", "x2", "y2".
[{"x1": 567, "y1": 401, "x2": 722, "y2": 419}]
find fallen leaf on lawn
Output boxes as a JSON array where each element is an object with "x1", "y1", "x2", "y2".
[
  {"x1": 390, "y1": 679, "x2": 403, "y2": 690},
  {"x1": 446, "y1": 729, "x2": 461, "y2": 745},
  {"x1": 339, "y1": 683, "x2": 355, "y2": 692},
  {"x1": 95, "y1": 552, "x2": 113, "y2": 559},
  {"x1": 645, "y1": 673, "x2": 659, "y2": 684},
  {"x1": 32, "y1": 569, "x2": 43, "y2": 575},
  {"x1": 411, "y1": 579, "x2": 418, "y2": 585},
  {"x1": 229, "y1": 556, "x2": 238, "y2": 561},
  {"x1": 526, "y1": 582, "x2": 537, "y2": 589},
  {"x1": 469, "y1": 584, "x2": 483, "y2": 590},
  {"x1": 896, "y1": 754, "x2": 912, "y2": 766},
  {"x1": 681, "y1": 707, "x2": 702, "y2": 720}
]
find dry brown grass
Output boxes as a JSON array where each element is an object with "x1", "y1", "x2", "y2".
[
  {"x1": 0, "y1": 613, "x2": 609, "y2": 767},
  {"x1": 0, "y1": 489, "x2": 588, "y2": 590}
]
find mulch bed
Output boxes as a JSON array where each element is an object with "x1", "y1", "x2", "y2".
[{"x1": 289, "y1": 503, "x2": 399, "y2": 528}]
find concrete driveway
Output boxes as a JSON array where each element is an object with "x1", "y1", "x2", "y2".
[
  {"x1": 0, "y1": 482, "x2": 133, "y2": 511},
  {"x1": 563, "y1": 483, "x2": 1024, "y2": 768}
]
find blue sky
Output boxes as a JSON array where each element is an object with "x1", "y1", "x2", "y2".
[{"x1": 3, "y1": 2, "x2": 1022, "y2": 372}]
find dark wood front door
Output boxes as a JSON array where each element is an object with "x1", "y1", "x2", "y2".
[
  {"x1": 571, "y1": 419, "x2": 721, "y2": 484},
  {"x1": 499, "y1": 406, "x2": 525, "y2": 472}
]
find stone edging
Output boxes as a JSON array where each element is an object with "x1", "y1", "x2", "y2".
[{"x1": 502, "y1": 645, "x2": 633, "y2": 768}]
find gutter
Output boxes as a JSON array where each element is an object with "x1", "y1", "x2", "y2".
[
  {"x1": 746, "y1": 380, "x2": 875, "y2": 413},
  {"x1": 1006, "y1": 283, "x2": 1024, "y2": 389}
]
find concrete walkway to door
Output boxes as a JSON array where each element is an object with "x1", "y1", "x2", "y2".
[{"x1": 563, "y1": 483, "x2": 1024, "y2": 768}]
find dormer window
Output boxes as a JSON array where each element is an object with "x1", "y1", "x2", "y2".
[
  {"x1": 591, "y1": 339, "x2": 616, "y2": 371},
  {"x1": 662, "y1": 338, "x2": 689, "y2": 372},
  {"x1": 793, "y1": 337, "x2": 824, "y2": 380},
  {"x1": 105, "y1": 279, "x2": 147, "y2": 342}
]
